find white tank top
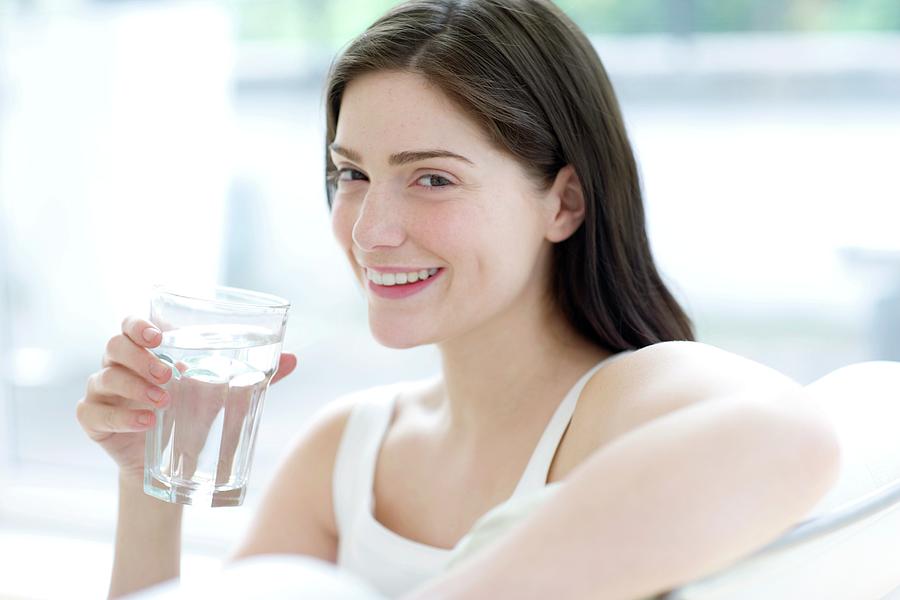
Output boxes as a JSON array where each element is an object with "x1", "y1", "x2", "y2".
[{"x1": 331, "y1": 351, "x2": 633, "y2": 598}]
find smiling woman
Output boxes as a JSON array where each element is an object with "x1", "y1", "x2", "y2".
[
  {"x1": 295, "y1": 0, "x2": 838, "y2": 596},
  {"x1": 82, "y1": 1, "x2": 848, "y2": 599}
]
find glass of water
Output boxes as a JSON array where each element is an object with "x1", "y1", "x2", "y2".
[{"x1": 143, "y1": 284, "x2": 290, "y2": 507}]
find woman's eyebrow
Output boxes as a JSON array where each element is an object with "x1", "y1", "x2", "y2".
[{"x1": 329, "y1": 143, "x2": 474, "y2": 166}]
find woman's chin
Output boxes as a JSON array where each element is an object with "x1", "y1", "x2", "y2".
[{"x1": 368, "y1": 320, "x2": 433, "y2": 350}]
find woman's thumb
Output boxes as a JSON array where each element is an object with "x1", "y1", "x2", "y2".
[{"x1": 271, "y1": 353, "x2": 298, "y2": 385}]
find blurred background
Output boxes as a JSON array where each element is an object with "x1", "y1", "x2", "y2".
[{"x1": 1, "y1": 0, "x2": 899, "y2": 597}]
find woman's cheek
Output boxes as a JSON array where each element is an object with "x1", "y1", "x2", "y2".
[{"x1": 330, "y1": 199, "x2": 355, "y2": 246}]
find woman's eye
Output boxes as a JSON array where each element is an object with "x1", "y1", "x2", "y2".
[
  {"x1": 337, "y1": 168, "x2": 367, "y2": 182},
  {"x1": 416, "y1": 174, "x2": 452, "y2": 188}
]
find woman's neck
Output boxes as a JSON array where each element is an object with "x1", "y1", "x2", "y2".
[{"x1": 430, "y1": 298, "x2": 609, "y2": 448}]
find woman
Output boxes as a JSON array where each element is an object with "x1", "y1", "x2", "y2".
[{"x1": 76, "y1": 1, "x2": 842, "y2": 598}]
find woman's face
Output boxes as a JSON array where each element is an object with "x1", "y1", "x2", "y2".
[{"x1": 330, "y1": 70, "x2": 554, "y2": 349}]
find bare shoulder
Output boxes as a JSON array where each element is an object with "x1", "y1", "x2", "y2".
[
  {"x1": 565, "y1": 341, "x2": 813, "y2": 461},
  {"x1": 230, "y1": 390, "x2": 365, "y2": 563},
  {"x1": 592, "y1": 340, "x2": 805, "y2": 408}
]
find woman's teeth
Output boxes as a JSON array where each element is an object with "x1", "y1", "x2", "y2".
[{"x1": 367, "y1": 268, "x2": 439, "y2": 286}]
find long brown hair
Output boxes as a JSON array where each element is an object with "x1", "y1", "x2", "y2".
[{"x1": 324, "y1": 0, "x2": 695, "y2": 351}]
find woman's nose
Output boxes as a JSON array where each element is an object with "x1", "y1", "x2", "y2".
[{"x1": 351, "y1": 190, "x2": 407, "y2": 251}]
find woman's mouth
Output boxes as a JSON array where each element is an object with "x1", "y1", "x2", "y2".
[{"x1": 365, "y1": 267, "x2": 444, "y2": 299}]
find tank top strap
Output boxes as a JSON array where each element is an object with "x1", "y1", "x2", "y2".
[
  {"x1": 332, "y1": 384, "x2": 399, "y2": 539},
  {"x1": 512, "y1": 350, "x2": 635, "y2": 496}
]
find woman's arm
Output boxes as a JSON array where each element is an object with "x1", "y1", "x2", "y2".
[
  {"x1": 109, "y1": 473, "x2": 183, "y2": 598},
  {"x1": 403, "y1": 387, "x2": 841, "y2": 600}
]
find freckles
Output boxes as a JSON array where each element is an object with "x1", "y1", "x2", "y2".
[
  {"x1": 419, "y1": 212, "x2": 467, "y2": 254},
  {"x1": 414, "y1": 216, "x2": 446, "y2": 240}
]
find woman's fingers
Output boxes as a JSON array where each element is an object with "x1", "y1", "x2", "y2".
[
  {"x1": 121, "y1": 315, "x2": 163, "y2": 348},
  {"x1": 106, "y1": 317, "x2": 290, "y2": 389},
  {"x1": 76, "y1": 399, "x2": 156, "y2": 441},
  {"x1": 271, "y1": 353, "x2": 297, "y2": 385},
  {"x1": 102, "y1": 332, "x2": 173, "y2": 386},
  {"x1": 88, "y1": 365, "x2": 170, "y2": 408}
]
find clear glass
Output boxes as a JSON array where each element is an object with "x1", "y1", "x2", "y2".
[{"x1": 143, "y1": 284, "x2": 290, "y2": 507}]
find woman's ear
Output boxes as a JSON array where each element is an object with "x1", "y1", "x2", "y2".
[{"x1": 543, "y1": 165, "x2": 587, "y2": 243}]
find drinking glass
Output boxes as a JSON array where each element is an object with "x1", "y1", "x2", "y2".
[{"x1": 143, "y1": 284, "x2": 290, "y2": 507}]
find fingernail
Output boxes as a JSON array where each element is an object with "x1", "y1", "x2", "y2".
[
  {"x1": 150, "y1": 362, "x2": 169, "y2": 379},
  {"x1": 147, "y1": 387, "x2": 164, "y2": 403},
  {"x1": 143, "y1": 327, "x2": 161, "y2": 342},
  {"x1": 137, "y1": 413, "x2": 151, "y2": 426}
]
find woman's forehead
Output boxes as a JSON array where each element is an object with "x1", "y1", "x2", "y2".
[{"x1": 336, "y1": 71, "x2": 493, "y2": 159}]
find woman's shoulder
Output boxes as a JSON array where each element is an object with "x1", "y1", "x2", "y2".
[
  {"x1": 294, "y1": 375, "x2": 441, "y2": 451},
  {"x1": 568, "y1": 341, "x2": 806, "y2": 458},
  {"x1": 588, "y1": 340, "x2": 803, "y2": 408},
  {"x1": 233, "y1": 383, "x2": 399, "y2": 561},
  {"x1": 232, "y1": 377, "x2": 427, "y2": 562}
]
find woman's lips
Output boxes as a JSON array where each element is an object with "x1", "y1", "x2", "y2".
[{"x1": 367, "y1": 268, "x2": 444, "y2": 300}]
